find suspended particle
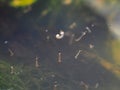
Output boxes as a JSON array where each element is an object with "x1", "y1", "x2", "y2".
[
  {"x1": 51, "y1": 74, "x2": 55, "y2": 78},
  {"x1": 80, "y1": 81, "x2": 89, "y2": 90},
  {"x1": 41, "y1": 9, "x2": 48, "y2": 16},
  {"x1": 62, "y1": 0, "x2": 72, "y2": 5},
  {"x1": 4, "y1": 41, "x2": 8, "y2": 44},
  {"x1": 45, "y1": 29, "x2": 48, "y2": 32},
  {"x1": 46, "y1": 36, "x2": 50, "y2": 40},
  {"x1": 40, "y1": 78, "x2": 43, "y2": 80},
  {"x1": 91, "y1": 24, "x2": 95, "y2": 27},
  {"x1": 69, "y1": 22, "x2": 77, "y2": 29},
  {"x1": 94, "y1": 83, "x2": 99, "y2": 88},
  {"x1": 8, "y1": 48, "x2": 14, "y2": 56},
  {"x1": 23, "y1": 6, "x2": 32, "y2": 13},
  {"x1": 89, "y1": 44, "x2": 94, "y2": 49}
]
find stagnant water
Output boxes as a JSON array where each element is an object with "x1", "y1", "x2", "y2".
[{"x1": 0, "y1": 1, "x2": 120, "y2": 90}]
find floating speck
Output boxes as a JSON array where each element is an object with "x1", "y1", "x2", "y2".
[
  {"x1": 46, "y1": 36, "x2": 50, "y2": 40},
  {"x1": 69, "y1": 22, "x2": 77, "y2": 29},
  {"x1": 4, "y1": 41, "x2": 8, "y2": 44},
  {"x1": 80, "y1": 81, "x2": 89, "y2": 90},
  {"x1": 41, "y1": 9, "x2": 48, "y2": 16},
  {"x1": 89, "y1": 44, "x2": 94, "y2": 49},
  {"x1": 91, "y1": 24, "x2": 95, "y2": 27},
  {"x1": 94, "y1": 83, "x2": 99, "y2": 88},
  {"x1": 51, "y1": 74, "x2": 55, "y2": 78},
  {"x1": 8, "y1": 48, "x2": 14, "y2": 56},
  {"x1": 40, "y1": 78, "x2": 43, "y2": 80},
  {"x1": 62, "y1": 0, "x2": 72, "y2": 5},
  {"x1": 45, "y1": 29, "x2": 48, "y2": 32}
]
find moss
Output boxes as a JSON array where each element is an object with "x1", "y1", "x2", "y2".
[{"x1": 0, "y1": 60, "x2": 26, "y2": 90}]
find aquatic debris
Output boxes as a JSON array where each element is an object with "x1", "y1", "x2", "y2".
[
  {"x1": 80, "y1": 81, "x2": 89, "y2": 90},
  {"x1": 58, "y1": 52, "x2": 62, "y2": 63},
  {"x1": 89, "y1": 44, "x2": 94, "y2": 49},
  {"x1": 23, "y1": 6, "x2": 32, "y2": 13},
  {"x1": 94, "y1": 83, "x2": 99, "y2": 88},
  {"x1": 56, "y1": 30, "x2": 65, "y2": 39},
  {"x1": 75, "y1": 50, "x2": 82, "y2": 59},
  {"x1": 41, "y1": 9, "x2": 49, "y2": 16},
  {"x1": 40, "y1": 78, "x2": 43, "y2": 80},
  {"x1": 35, "y1": 56, "x2": 39, "y2": 68},
  {"x1": 91, "y1": 24, "x2": 95, "y2": 27},
  {"x1": 62, "y1": 0, "x2": 72, "y2": 5},
  {"x1": 8, "y1": 48, "x2": 14, "y2": 56},
  {"x1": 44, "y1": 29, "x2": 50, "y2": 40},
  {"x1": 46, "y1": 36, "x2": 50, "y2": 40},
  {"x1": 69, "y1": 22, "x2": 77, "y2": 29},
  {"x1": 75, "y1": 31, "x2": 87, "y2": 42},
  {"x1": 45, "y1": 29, "x2": 48, "y2": 32},
  {"x1": 51, "y1": 74, "x2": 55, "y2": 78}
]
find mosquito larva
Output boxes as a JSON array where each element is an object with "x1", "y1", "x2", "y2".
[
  {"x1": 75, "y1": 50, "x2": 82, "y2": 59},
  {"x1": 58, "y1": 52, "x2": 62, "y2": 63},
  {"x1": 75, "y1": 31, "x2": 87, "y2": 42},
  {"x1": 8, "y1": 48, "x2": 14, "y2": 56},
  {"x1": 85, "y1": 27, "x2": 92, "y2": 33},
  {"x1": 35, "y1": 56, "x2": 39, "y2": 68}
]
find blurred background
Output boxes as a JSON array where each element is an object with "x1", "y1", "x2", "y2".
[{"x1": 0, "y1": 0, "x2": 120, "y2": 90}]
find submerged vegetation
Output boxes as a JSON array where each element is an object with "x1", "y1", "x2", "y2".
[
  {"x1": 1, "y1": 49, "x2": 120, "y2": 90},
  {"x1": 0, "y1": 60, "x2": 25, "y2": 90},
  {"x1": 0, "y1": 60, "x2": 85, "y2": 90}
]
